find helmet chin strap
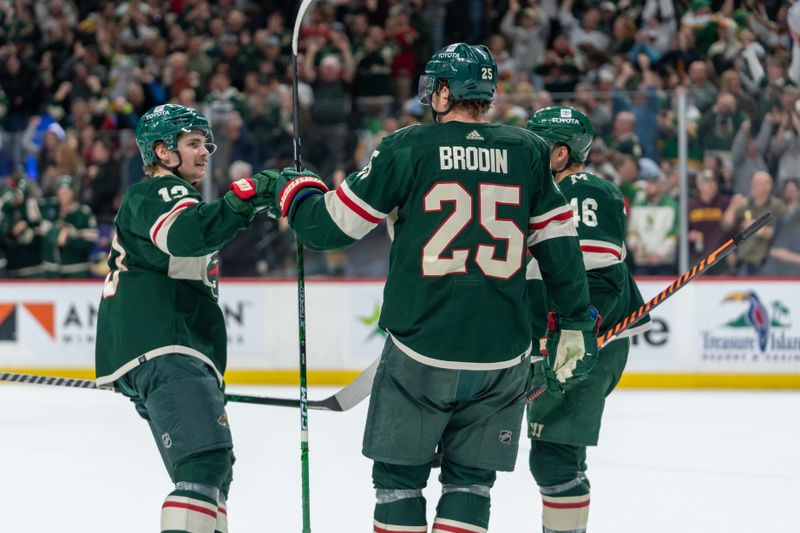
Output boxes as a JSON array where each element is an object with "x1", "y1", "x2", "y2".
[
  {"x1": 431, "y1": 94, "x2": 455, "y2": 124},
  {"x1": 157, "y1": 150, "x2": 185, "y2": 179}
]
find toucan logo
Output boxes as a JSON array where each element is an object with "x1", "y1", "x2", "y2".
[
  {"x1": 0, "y1": 303, "x2": 56, "y2": 341},
  {"x1": 722, "y1": 291, "x2": 790, "y2": 352}
]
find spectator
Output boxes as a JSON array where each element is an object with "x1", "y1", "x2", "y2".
[
  {"x1": 83, "y1": 137, "x2": 121, "y2": 225},
  {"x1": 612, "y1": 56, "x2": 661, "y2": 160},
  {"x1": 385, "y1": 7, "x2": 419, "y2": 104},
  {"x1": 688, "y1": 169, "x2": 732, "y2": 272},
  {"x1": 303, "y1": 41, "x2": 354, "y2": 180},
  {"x1": 1, "y1": 53, "x2": 42, "y2": 170},
  {"x1": 765, "y1": 89, "x2": 800, "y2": 188},
  {"x1": 656, "y1": 28, "x2": 702, "y2": 84},
  {"x1": 696, "y1": 91, "x2": 748, "y2": 172},
  {"x1": 730, "y1": 118, "x2": 770, "y2": 196},
  {"x1": 0, "y1": 175, "x2": 43, "y2": 278},
  {"x1": 40, "y1": 175, "x2": 97, "y2": 278},
  {"x1": 684, "y1": 60, "x2": 718, "y2": 113},
  {"x1": 224, "y1": 110, "x2": 261, "y2": 170},
  {"x1": 626, "y1": 158, "x2": 679, "y2": 275},
  {"x1": 722, "y1": 171, "x2": 784, "y2": 274},
  {"x1": 352, "y1": 25, "x2": 395, "y2": 118},
  {"x1": 486, "y1": 33, "x2": 516, "y2": 83},
  {"x1": 574, "y1": 82, "x2": 612, "y2": 139},
  {"x1": 533, "y1": 33, "x2": 584, "y2": 93},
  {"x1": 585, "y1": 138, "x2": 619, "y2": 185},
  {"x1": 186, "y1": 35, "x2": 214, "y2": 98},
  {"x1": 609, "y1": 111, "x2": 643, "y2": 161},
  {"x1": 500, "y1": 0, "x2": 549, "y2": 80},
  {"x1": 760, "y1": 178, "x2": 800, "y2": 275},
  {"x1": 718, "y1": 68, "x2": 758, "y2": 121},
  {"x1": 558, "y1": 1, "x2": 610, "y2": 53}
]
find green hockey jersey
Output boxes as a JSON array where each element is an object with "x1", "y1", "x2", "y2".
[
  {"x1": 40, "y1": 201, "x2": 98, "y2": 277},
  {"x1": 528, "y1": 171, "x2": 651, "y2": 341},
  {"x1": 95, "y1": 174, "x2": 251, "y2": 387},
  {"x1": 289, "y1": 121, "x2": 592, "y2": 369}
]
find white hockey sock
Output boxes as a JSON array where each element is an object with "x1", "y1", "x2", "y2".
[
  {"x1": 541, "y1": 491, "x2": 590, "y2": 533},
  {"x1": 161, "y1": 492, "x2": 218, "y2": 533}
]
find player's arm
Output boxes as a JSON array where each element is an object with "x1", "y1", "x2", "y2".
[
  {"x1": 270, "y1": 137, "x2": 405, "y2": 252},
  {"x1": 527, "y1": 143, "x2": 597, "y2": 392},
  {"x1": 130, "y1": 176, "x2": 254, "y2": 257},
  {"x1": 527, "y1": 185, "x2": 591, "y2": 319},
  {"x1": 572, "y1": 180, "x2": 628, "y2": 268}
]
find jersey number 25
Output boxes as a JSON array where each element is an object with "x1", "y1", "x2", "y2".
[{"x1": 422, "y1": 182, "x2": 524, "y2": 279}]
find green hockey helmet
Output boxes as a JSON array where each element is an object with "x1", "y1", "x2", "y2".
[
  {"x1": 418, "y1": 43, "x2": 498, "y2": 105},
  {"x1": 135, "y1": 104, "x2": 215, "y2": 165},
  {"x1": 527, "y1": 106, "x2": 594, "y2": 164}
]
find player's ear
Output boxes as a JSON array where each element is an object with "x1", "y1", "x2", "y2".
[{"x1": 153, "y1": 141, "x2": 171, "y2": 160}]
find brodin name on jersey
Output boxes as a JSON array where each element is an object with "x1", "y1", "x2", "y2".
[{"x1": 439, "y1": 146, "x2": 509, "y2": 174}]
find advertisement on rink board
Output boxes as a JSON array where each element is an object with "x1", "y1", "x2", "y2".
[{"x1": 0, "y1": 279, "x2": 798, "y2": 379}]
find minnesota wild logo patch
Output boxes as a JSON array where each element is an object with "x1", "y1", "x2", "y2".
[{"x1": 217, "y1": 413, "x2": 229, "y2": 428}]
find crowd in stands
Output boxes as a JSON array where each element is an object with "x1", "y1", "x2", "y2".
[{"x1": 1, "y1": 0, "x2": 800, "y2": 278}]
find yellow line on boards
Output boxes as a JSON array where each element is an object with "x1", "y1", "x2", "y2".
[
  {"x1": 618, "y1": 373, "x2": 800, "y2": 389},
  {"x1": 2, "y1": 369, "x2": 799, "y2": 389}
]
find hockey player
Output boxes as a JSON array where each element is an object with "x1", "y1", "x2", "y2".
[
  {"x1": 95, "y1": 104, "x2": 274, "y2": 533},
  {"x1": 260, "y1": 44, "x2": 599, "y2": 532},
  {"x1": 526, "y1": 106, "x2": 652, "y2": 532}
]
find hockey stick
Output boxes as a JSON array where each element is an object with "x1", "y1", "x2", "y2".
[
  {"x1": 525, "y1": 210, "x2": 776, "y2": 403},
  {"x1": 291, "y1": 1, "x2": 315, "y2": 531},
  {"x1": 0, "y1": 356, "x2": 379, "y2": 411}
]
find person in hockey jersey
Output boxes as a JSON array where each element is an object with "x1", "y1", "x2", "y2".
[
  {"x1": 526, "y1": 106, "x2": 653, "y2": 533},
  {"x1": 257, "y1": 44, "x2": 599, "y2": 532},
  {"x1": 95, "y1": 104, "x2": 274, "y2": 533}
]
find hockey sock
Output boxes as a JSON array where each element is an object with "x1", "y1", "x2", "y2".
[
  {"x1": 161, "y1": 489, "x2": 219, "y2": 533},
  {"x1": 215, "y1": 493, "x2": 228, "y2": 533},
  {"x1": 372, "y1": 461, "x2": 430, "y2": 532},
  {"x1": 529, "y1": 441, "x2": 590, "y2": 533},
  {"x1": 432, "y1": 461, "x2": 495, "y2": 533}
]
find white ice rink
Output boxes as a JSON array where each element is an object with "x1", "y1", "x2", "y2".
[{"x1": 1, "y1": 384, "x2": 798, "y2": 532}]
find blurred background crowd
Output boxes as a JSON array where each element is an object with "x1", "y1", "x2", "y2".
[{"x1": 1, "y1": 0, "x2": 800, "y2": 279}]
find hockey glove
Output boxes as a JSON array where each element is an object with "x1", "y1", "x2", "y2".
[
  {"x1": 270, "y1": 168, "x2": 329, "y2": 221},
  {"x1": 224, "y1": 172, "x2": 279, "y2": 218},
  {"x1": 541, "y1": 307, "x2": 601, "y2": 395}
]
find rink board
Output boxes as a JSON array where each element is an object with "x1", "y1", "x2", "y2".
[{"x1": 0, "y1": 278, "x2": 798, "y2": 388}]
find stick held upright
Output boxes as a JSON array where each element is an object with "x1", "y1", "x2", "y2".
[{"x1": 291, "y1": 1, "x2": 316, "y2": 531}]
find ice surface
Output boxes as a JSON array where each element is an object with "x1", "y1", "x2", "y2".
[{"x1": 1, "y1": 384, "x2": 798, "y2": 532}]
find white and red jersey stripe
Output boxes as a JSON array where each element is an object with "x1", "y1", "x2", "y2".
[
  {"x1": 324, "y1": 181, "x2": 387, "y2": 239},
  {"x1": 215, "y1": 498, "x2": 228, "y2": 533},
  {"x1": 161, "y1": 494, "x2": 217, "y2": 532},
  {"x1": 431, "y1": 517, "x2": 487, "y2": 533},
  {"x1": 527, "y1": 205, "x2": 577, "y2": 247},
  {"x1": 541, "y1": 493, "x2": 590, "y2": 533},
  {"x1": 149, "y1": 198, "x2": 199, "y2": 255},
  {"x1": 373, "y1": 520, "x2": 427, "y2": 532},
  {"x1": 579, "y1": 239, "x2": 625, "y2": 270}
]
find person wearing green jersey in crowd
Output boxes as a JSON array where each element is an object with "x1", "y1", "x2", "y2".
[
  {"x1": 526, "y1": 106, "x2": 653, "y2": 533},
  {"x1": 40, "y1": 175, "x2": 98, "y2": 278},
  {"x1": 95, "y1": 104, "x2": 273, "y2": 533},
  {"x1": 255, "y1": 44, "x2": 599, "y2": 532}
]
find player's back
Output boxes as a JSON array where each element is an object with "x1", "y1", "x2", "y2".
[{"x1": 378, "y1": 121, "x2": 552, "y2": 367}]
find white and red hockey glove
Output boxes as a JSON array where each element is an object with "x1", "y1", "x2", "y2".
[{"x1": 541, "y1": 307, "x2": 601, "y2": 394}]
